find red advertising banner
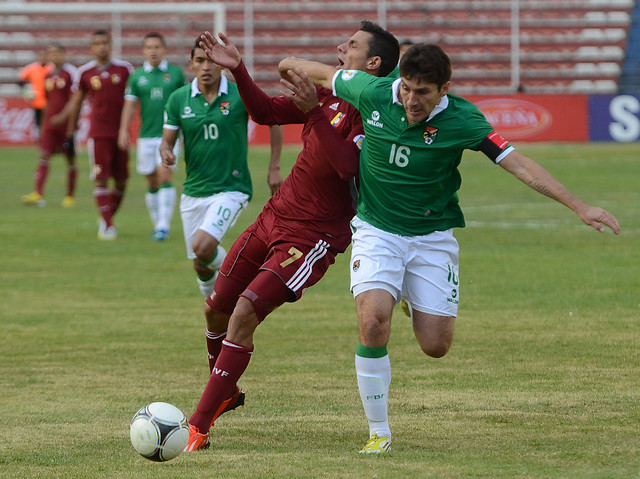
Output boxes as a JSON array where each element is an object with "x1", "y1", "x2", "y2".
[
  {"x1": 465, "y1": 94, "x2": 589, "y2": 142},
  {"x1": 0, "y1": 96, "x2": 303, "y2": 146}
]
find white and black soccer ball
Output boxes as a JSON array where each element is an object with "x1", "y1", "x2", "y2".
[{"x1": 130, "y1": 402, "x2": 189, "y2": 462}]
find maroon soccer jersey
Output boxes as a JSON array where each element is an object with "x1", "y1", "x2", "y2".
[
  {"x1": 74, "y1": 59, "x2": 133, "y2": 139},
  {"x1": 43, "y1": 63, "x2": 76, "y2": 132},
  {"x1": 232, "y1": 62, "x2": 362, "y2": 253}
]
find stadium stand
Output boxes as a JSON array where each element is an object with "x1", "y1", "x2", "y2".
[{"x1": 0, "y1": 0, "x2": 637, "y2": 96}]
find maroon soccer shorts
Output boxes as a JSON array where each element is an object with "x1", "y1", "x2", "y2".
[
  {"x1": 210, "y1": 209, "x2": 338, "y2": 321},
  {"x1": 39, "y1": 126, "x2": 67, "y2": 157},
  {"x1": 88, "y1": 137, "x2": 129, "y2": 180}
]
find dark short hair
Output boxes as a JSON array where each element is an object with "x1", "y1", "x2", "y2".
[
  {"x1": 399, "y1": 43, "x2": 452, "y2": 90},
  {"x1": 190, "y1": 36, "x2": 203, "y2": 59},
  {"x1": 92, "y1": 29, "x2": 111, "y2": 39},
  {"x1": 143, "y1": 32, "x2": 166, "y2": 46},
  {"x1": 359, "y1": 20, "x2": 399, "y2": 77},
  {"x1": 48, "y1": 43, "x2": 65, "y2": 52}
]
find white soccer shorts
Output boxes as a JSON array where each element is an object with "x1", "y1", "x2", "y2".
[
  {"x1": 179, "y1": 191, "x2": 250, "y2": 260},
  {"x1": 350, "y1": 216, "x2": 460, "y2": 317},
  {"x1": 136, "y1": 137, "x2": 179, "y2": 176}
]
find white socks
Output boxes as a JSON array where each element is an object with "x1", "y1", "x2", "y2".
[
  {"x1": 355, "y1": 350, "x2": 392, "y2": 439},
  {"x1": 146, "y1": 185, "x2": 176, "y2": 232}
]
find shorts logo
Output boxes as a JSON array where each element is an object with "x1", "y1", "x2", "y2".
[
  {"x1": 330, "y1": 112, "x2": 345, "y2": 127},
  {"x1": 352, "y1": 259, "x2": 360, "y2": 272},
  {"x1": 220, "y1": 101, "x2": 230, "y2": 115},
  {"x1": 341, "y1": 70, "x2": 357, "y2": 81},
  {"x1": 423, "y1": 126, "x2": 438, "y2": 145}
]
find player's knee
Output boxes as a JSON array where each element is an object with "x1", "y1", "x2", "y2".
[{"x1": 419, "y1": 339, "x2": 451, "y2": 358}]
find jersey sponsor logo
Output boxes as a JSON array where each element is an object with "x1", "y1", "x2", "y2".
[
  {"x1": 353, "y1": 134, "x2": 365, "y2": 150},
  {"x1": 219, "y1": 101, "x2": 230, "y2": 116},
  {"x1": 329, "y1": 102, "x2": 339, "y2": 111},
  {"x1": 423, "y1": 125, "x2": 438, "y2": 145},
  {"x1": 366, "y1": 111, "x2": 384, "y2": 128},
  {"x1": 90, "y1": 75, "x2": 102, "y2": 90},
  {"x1": 137, "y1": 76, "x2": 149, "y2": 86},
  {"x1": 352, "y1": 259, "x2": 360, "y2": 272},
  {"x1": 330, "y1": 112, "x2": 345, "y2": 127},
  {"x1": 181, "y1": 106, "x2": 196, "y2": 119},
  {"x1": 341, "y1": 69, "x2": 357, "y2": 81}
]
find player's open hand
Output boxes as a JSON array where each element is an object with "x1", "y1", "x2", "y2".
[
  {"x1": 280, "y1": 68, "x2": 320, "y2": 114},
  {"x1": 199, "y1": 31, "x2": 241, "y2": 70},
  {"x1": 577, "y1": 204, "x2": 620, "y2": 234}
]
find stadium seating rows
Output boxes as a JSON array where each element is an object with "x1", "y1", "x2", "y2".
[{"x1": 0, "y1": 0, "x2": 634, "y2": 96}]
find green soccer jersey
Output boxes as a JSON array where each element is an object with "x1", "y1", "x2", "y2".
[
  {"x1": 125, "y1": 60, "x2": 185, "y2": 138},
  {"x1": 164, "y1": 77, "x2": 251, "y2": 199},
  {"x1": 333, "y1": 70, "x2": 506, "y2": 236}
]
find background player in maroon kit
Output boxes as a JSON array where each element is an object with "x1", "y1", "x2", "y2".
[
  {"x1": 183, "y1": 22, "x2": 399, "y2": 451},
  {"x1": 53, "y1": 30, "x2": 134, "y2": 240},
  {"x1": 22, "y1": 44, "x2": 78, "y2": 208}
]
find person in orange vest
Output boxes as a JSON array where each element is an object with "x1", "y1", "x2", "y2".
[{"x1": 18, "y1": 49, "x2": 54, "y2": 140}]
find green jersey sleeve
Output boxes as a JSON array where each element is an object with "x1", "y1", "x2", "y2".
[{"x1": 332, "y1": 69, "x2": 379, "y2": 110}]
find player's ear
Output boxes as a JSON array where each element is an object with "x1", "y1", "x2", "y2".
[
  {"x1": 440, "y1": 81, "x2": 450, "y2": 96},
  {"x1": 367, "y1": 55, "x2": 382, "y2": 73}
]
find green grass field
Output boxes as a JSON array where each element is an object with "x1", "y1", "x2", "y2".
[{"x1": 0, "y1": 142, "x2": 638, "y2": 478}]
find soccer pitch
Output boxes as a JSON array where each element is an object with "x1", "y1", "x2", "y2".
[{"x1": 0, "y1": 143, "x2": 638, "y2": 478}]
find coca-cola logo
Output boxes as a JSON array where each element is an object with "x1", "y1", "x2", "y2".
[
  {"x1": 475, "y1": 99, "x2": 552, "y2": 139},
  {"x1": 0, "y1": 98, "x2": 35, "y2": 142}
]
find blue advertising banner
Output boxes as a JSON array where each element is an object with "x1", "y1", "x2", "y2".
[{"x1": 589, "y1": 94, "x2": 640, "y2": 142}]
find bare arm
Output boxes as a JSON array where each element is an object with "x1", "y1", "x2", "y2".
[
  {"x1": 278, "y1": 58, "x2": 336, "y2": 90},
  {"x1": 50, "y1": 89, "x2": 83, "y2": 132},
  {"x1": 267, "y1": 125, "x2": 283, "y2": 195},
  {"x1": 499, "y1": 150, "x2": 620, "y2": 234},
  {"x1": 118, "y1": 98, "x2": 138, "y2": 150},
  {"x1": 159, "y1": 128, "x2": 179, "y2": 167}
]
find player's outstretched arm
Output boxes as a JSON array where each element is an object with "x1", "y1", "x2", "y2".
[
  {"x1": 199, "y1": 31, "x2": 241, "y2": 71},
  {"x1": 278, "y1": 57, "x2": 335, "y2": 90},
  {"x1": 499, "y1": 150, "x2": 621, "y2": 234}
]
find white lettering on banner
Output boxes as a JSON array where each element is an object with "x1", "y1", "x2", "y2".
[
  {"x1": 609, "y1": 95, "x2": 640, "y2": 142},
  {"x1": 0, "y1": 98, "x2": 34, "y2": 142}
]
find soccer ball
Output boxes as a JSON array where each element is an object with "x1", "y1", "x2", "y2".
[{"x1": 130, "y1": 402, "x2": 189, "y2": 462}]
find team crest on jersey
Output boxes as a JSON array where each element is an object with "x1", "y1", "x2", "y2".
[
  {"x1": 111, "y1": 74, "x2": 121, "y2": 84},
  {"x1": 352, "y1": 259, "x2": 360, "y2": 272},
  {"x1": 56, "y1": 78, "x2": 66, "y2": 89},
  {"x1": 330, "y1": 112, "x2": 345, "y2": 127},
  {"x1": 341, "y1": 70, "x2": 356, "y2": 81},
  {"x1": 219, "y1": 102, "x2": 230, "y2": 115},
  {"x1": 90, "y1": 76, "x2": 102, "y2": 90},
  {"x1": 423, "y1": 126, "x2": 438, "y2": 145},
  {"x1": 164, "y1": 73, "x2": 171, "y2": 83}
]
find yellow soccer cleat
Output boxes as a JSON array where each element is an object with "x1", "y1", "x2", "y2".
[
  {"x1": 61, "y1": 196, "x2": 75, "y2": 208},
  {"x1": 359, "y1": 433, "x2": 391, "y2": 454},
  {"x1": 22, "y1": 191, "x2": 46, "y2": 207},
  {"x1": 400, "y1": 299, "x2": 412, "y2": 319}
]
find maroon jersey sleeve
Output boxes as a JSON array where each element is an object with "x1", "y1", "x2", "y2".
[
  {"x1": 305, "y1": 105, "x2": 361, "y2": 179},
  {"x1": 230, "y1": 60, "x2": 306, "y2": 125}
]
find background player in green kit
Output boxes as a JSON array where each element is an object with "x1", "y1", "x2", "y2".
[
  {"x1": 280, "y1": 43, "x2": 620, "y2": 453},
  {"x1": 161, "y1": 38, "x2": 282, "y2": 298},
  {"x1": 118, "y1": 32, "x2": 185, "y2": 242}
]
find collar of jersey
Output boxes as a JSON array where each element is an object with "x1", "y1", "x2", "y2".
[
  {"x1": 143, "y1": 59, "x2": 168, "y2": 73},
  {"x1": 190, "y1": 75, "x2": 228, "y2": 98},
  {"x1": 391, "y1": 78, "x2": 449, "y2": 122}
]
